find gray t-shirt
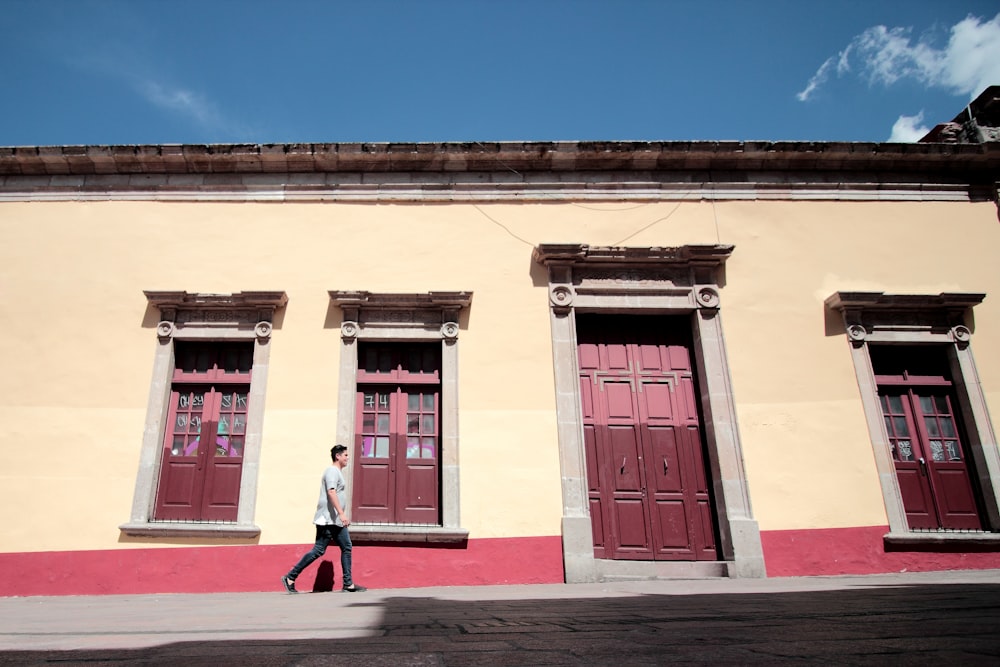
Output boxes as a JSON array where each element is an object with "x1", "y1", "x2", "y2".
[{"x1": 312, "y1": 465, "x2": 348, "y2": 527}]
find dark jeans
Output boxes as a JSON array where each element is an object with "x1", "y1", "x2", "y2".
[{"x1": 286, "y1": 524, "x2": 354, "y2": 587}]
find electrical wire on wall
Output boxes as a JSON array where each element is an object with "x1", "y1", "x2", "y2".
[
  {"x1": 471, "y1": 204, "x2": 535, "y2": 247},
  {"x1": 710, "y1": 183, "x2": 722, "y2": 244},
  {"x1": 611, "y1": 192, "x2": 693, "y2": 245},
  {"x1": 468, "y1": 141, "x2": 712, "y2": 247}
]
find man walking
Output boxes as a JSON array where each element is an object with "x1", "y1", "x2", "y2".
[{"x1": 282, "y1": 445, "x2": 367, "y2": 593}]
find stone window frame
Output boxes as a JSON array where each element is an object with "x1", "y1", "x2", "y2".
[
  {"x1": 120, "y1": 291, "x2": 287, "y2": 539},
  {"x1": 826, "y1": 291, "x2": 1000, "y2": 548},
  {"x1": 329, "y1": 290, "x2": 472, "y2": 543},
  {"x1": 533, "y1": 244, "x2": 765, "y2": 582}
]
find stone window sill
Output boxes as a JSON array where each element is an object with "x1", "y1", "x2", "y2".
[
  {"x1": 349, "y1": 524, "x2": 469, "y2": 544},
  {"x1": 884, "y1": 531, "x2": 1000, "y2": 551},
  {"x1": 119, "y1": 522, "x2": 261, "y2": 539}
]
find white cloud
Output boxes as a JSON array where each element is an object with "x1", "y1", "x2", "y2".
[
  {"x1": 797, "y1": 12, "x2": 1000, "y2": 101},
  {"x1": 888, "y1": 112, "x2": 930, "y2": 142},
  {"x1": 796, "y1": 55, "x2": 836, "y2": 102},
  {"x1": 138, "y1": 80, "x2": 223, "y2": 130},
  {"x1": 66, "y1": 45, "x2": 256, "y2": 141},
  {"x1": 942, "y1": 14, "x2": 1000, "y2": 96}
]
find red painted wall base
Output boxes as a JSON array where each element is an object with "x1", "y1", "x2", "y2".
[
  {"x1": 0, "y1": 536, "x2": 565, "y2": 597},
  {"x1": 761, "y1": 525, "x2": 1000, "y2": 576},
  {"x1": 5, "y1": 526, "x2": 1000, "y2": 596}
]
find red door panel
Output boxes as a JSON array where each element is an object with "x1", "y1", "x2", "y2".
[
  {"x1": 896, "y1": 468, "x2": 937, "y2": 529},
  {"x1": 653, "y1": 499, "x2": 691, "y2": 550},
  {"x1": 355, "y1": 389, "x2": 394, "y2": 523},
  {"x1": 612, "y1": 499, "x2": 653, "y2": 557},
  {"x1": 397, "y1": 463, "x2": 438, "y2": 522},
  {"x1": 646, "y1": 423, "x2": 695, "y2": 558},
  {"x1": 668, "y1": 345, "x2": 691, "y2": 372},
  {"x1": 642, "y1": 382, "x2": 713, "y2": 559},
  {"x1": 355, "y1": 460, "x2": 392, "y2": 521},
  {"x1": 202, "y1": 460, "x2": 242, "y2": 520},
  {"x1": 642, "y1": 382, "x2": 675, "y2": 420},
  {"x1": 578, "y1": 343, "x2": 600, "y2": 371},
  {"x1": 605, "y1": 418, "x2": 653, "y2": 558},
  {"x1": 935, "y1": 470, "x2": 982, "y2": 528},
  {"x1": 697, "y1": 499, "x2": 718, "y2": 558},
  {"x1": 155, "y1": 389, "x2": 207, "y2": 520},
  {"x1": 679, "y1": 421, "x2": 715, "y2": 558},
  {"x1": 607, "y1": 344, "x2": 629, "y2": 371},
  {"x1": 158, "y1": 461, "x2": 198, "y2": 515},
  {"x1": 678, "y1": 377, "x2": 699, "y2": 421},
  {"x1": 583, "y1": 423, "x2": 601, "y2": 495},
  {"x1": 589, "y1": 497, "x2": 607, "y2": 557},
  {"x1": 396, "y1": 390, "x2": 439, "y2": 524},
  {"x1": 604, "y1": 381, "x2": 636, "y2": 420},
  {"x1": 638, "y1": 344, "x2": 662, "y2": 372},
  {"x1": 583, "y1": 422, "x2": 607, "y2": 558},
  {"x1": 916, "y1": 392, "x2": 982, "y2": 530},
  {"x1": 200, "y1": 389, "x2": 247, "y2": 521},
  {"x1": 645, "y1": 426, "x2": 682, "y2": 495},
  {"x1": 606, "y1": 425, "x2": 643, "y2": 492},
  {"x1": 580, "y1": 376, "x2": 595, "y2": 419}
]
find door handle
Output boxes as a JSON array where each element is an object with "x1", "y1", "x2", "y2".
[
  {"x1": 663, "y1": 457, "x2": 669, "y2": 475},
  {"x1": 620, "y1": 457, "x2": 626, "y2": 474},
  {"x1": 919, "y1": 457, "x2": 927, "y2": 476}
]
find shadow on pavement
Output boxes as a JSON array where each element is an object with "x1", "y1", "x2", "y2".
[{"x1": 2, "y1": 583, "x2": 1000, "y2": 665}]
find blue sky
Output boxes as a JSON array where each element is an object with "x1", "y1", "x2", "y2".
[{"x1": 2, "y1": 1, "x2": 999, "y2": 146}]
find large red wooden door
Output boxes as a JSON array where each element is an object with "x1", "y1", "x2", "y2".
[
  {"x1": 578, "y1": 315, "x2": 718, "y2": 561},
  {"x1": 353, "y1": 343, "x2": 441, "y2": 525}
]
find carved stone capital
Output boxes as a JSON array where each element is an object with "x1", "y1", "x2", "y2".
[
  {"x1": 696, "y1": 286, "x2": 720, "y2": 309},
  {"x1": 254, "y1": 321, "x2": 273, "y2": 341},
  {"x1": 847, "y1": 324, "x2": 867, "y2": 342},
  {"x1": 156, "y1": 320, "x2": 175, "y2": 341},
  {"x1": 441, "y1": 321, "x2": 459, "y2": 340},
  {"x1": 549, "y1": 285, "x2": 575, "y2": 314},
  {"x1": 952, "y1": 324, "x2": 972, "y2": 347},
  {"x1": 341, "y1": 321, "x2": 359, "y2": 340}
]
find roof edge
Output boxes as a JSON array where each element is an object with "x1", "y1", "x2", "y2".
[{"x1": 2, "y1": 140, "x2": 997, "y2": 177}]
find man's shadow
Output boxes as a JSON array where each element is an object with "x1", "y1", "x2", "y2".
[{"x1": 310, "y1": 560, "x2": 335, "y2": 592}]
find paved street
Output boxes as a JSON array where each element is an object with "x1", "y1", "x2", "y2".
[{"x1": 1, "y1": 570, "x2": 999, "y2": 665}]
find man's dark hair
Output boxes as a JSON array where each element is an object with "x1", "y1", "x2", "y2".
[{"x1": 331, "y1": 444, "x2": 348, "y2": 460}]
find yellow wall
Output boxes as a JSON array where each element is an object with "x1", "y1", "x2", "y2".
[
  {"x1": 714, "y1": 201, "x2": 1000, "y2": 530},
  {"x1": 1, "y1": 199, "x2": 997, "y2": 551}
]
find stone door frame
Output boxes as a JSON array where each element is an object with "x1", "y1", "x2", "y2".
[{"x1": 533, "y1": 244, "x2": 765, "y2": 581}]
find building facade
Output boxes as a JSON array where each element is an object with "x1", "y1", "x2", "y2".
[{"x1": 2, "y1": 115, "x2": 999, "y2": 595}]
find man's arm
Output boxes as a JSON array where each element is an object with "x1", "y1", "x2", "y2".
[{"x1": 328, "y1": 488, "x2": 350, "y2": 527}]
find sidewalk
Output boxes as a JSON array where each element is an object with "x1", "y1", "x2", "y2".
[{"x1": 2, "y1": 569, "x2": 1000, "y2": 665}]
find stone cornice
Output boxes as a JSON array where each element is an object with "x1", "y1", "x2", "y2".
[
  {"x1": 2, "y1": 141, "x2": 998, "y2": 178},
  {"x1": 825, "y1": 291, "x2": 985, "y2": 343},
  {"x1": 144, "y1": 290, "x2": 289, "y2": 312},
  {"x1": 5, "y1": 142, "x2": 996, "y2": 203},
  {"x1": 533, "y1": 244, "x2": 734, "y2": 268},
  {"x1": 329, "y1": 291, "x2": 473, "y2": 311},
  {"x1": 825, "y1": 291, "x2": 986, "y2": 313}
]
